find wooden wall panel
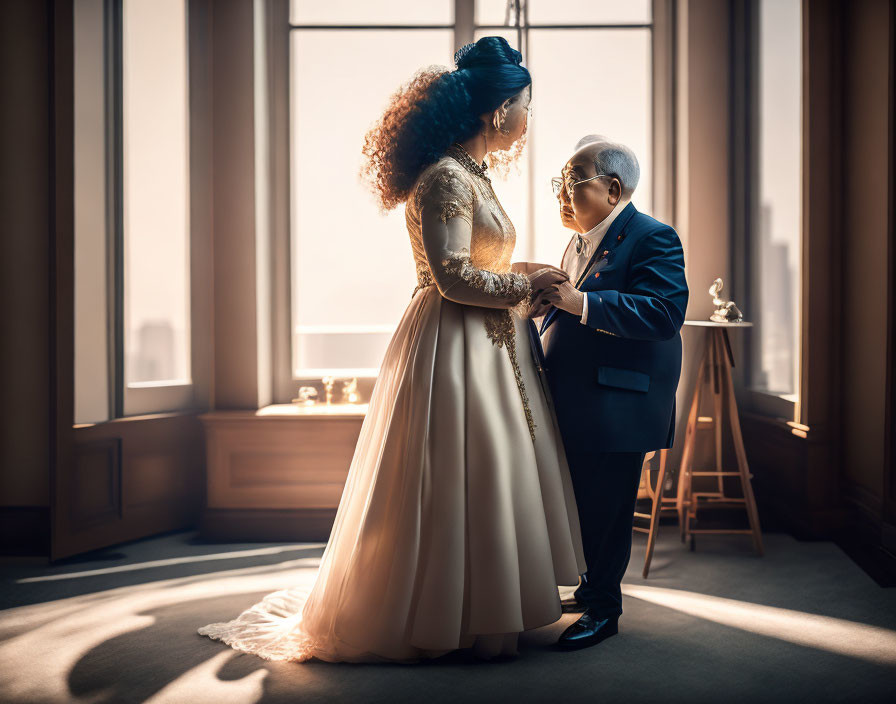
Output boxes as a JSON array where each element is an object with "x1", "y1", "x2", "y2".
[
  {"x1": 70, "y1": 438, "x2": 121, "y2": 529},
  {"x1": 53, "y1": 414, "x2": 204, "y2": 559},
  {"x1": 200, "y1": 411, "x2": 364, "y2": 539},
  {"x1": 666, "y1": 0, "x2": 733, "y2": 485},
  {"x1": 0, "y1": 0, "x2": 53, "y2": 511}
]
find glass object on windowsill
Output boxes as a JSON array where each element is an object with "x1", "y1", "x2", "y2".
[
  {"x1": 709, "y1": 278, "x2": 744, "y2": 323},
  {"x1": 292, "y1": 386, "x2": 319, "y2": 406},
  {"x1": 341, "y1": 378, "x2": 360, "y2": 405},
  {"x1": 322, "y1": 376, "x2": 336, "y2": 406}
]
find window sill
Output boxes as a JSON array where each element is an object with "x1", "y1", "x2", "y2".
[
  {"x1": 198, "y1": 403, "x2": 368, "y2": 423},
  {"x1": 742, "y1": 411, "x2": 811, "y2": 440},
  {"x1": 742, "y1": 388, "x2": 798, "y2": 423},
  {"x1": 74, "y1": 407, "x2": 208, "y2": 429}
]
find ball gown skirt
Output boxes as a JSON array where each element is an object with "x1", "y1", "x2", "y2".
[{"x1": 198, "y1": 284, "x2": 586, "y2": 663}]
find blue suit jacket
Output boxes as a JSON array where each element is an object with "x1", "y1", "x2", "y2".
[{"x1": 538, "y1": 202, "x2": 688, "y2": 455}]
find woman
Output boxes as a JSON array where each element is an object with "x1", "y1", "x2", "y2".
[{"x1": 198, "y1": 36, "x2": 585, "y2": 663}]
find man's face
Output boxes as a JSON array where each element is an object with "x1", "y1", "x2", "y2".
[
  {"x1": 561, "y1": 147, "x2": 621, "y2": 233},
  {"x1": 556, "y1": 174, "x2": 582, "y2": 232}
]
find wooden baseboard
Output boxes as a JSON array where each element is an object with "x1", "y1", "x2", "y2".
[
  {"x1": 200, "y1": 508, "x2": 337, "y2": 542},
  {"x1": 884, "y1": 521, "x2": 896, "y2": 554},
  {"x1": 0, "y1": 507, "x2": 50, "y2": 556},
  {"x1": 831, "y1": 480, "x2": 896, "y2": 586},
  {"x1": 842, "y1": 480, "x2": 885, "y2": 523},
  {"x1": 741, "y1": 412, "x2": 845, "y2": 539}
]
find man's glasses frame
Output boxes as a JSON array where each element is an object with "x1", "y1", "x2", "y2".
[{"x1": 551, "y1": 173, "x2": 612, "y2": 199}]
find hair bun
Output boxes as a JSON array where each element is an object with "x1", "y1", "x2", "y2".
[{"x1": 454, "y1": 36, "x2": 523, "y2": 70}]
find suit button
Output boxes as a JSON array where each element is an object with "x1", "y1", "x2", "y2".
[
  {"x1": 594, "y1": 272, "x2": 600, "y2": 278},
  {"x1": 617, "y1": 235, "x2": 623, "y2": 241}
]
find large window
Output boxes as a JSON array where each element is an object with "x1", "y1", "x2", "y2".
[
  {"x1": 288, "y1": 0, "x2": 656, "y2": 380},
  {"x1": 289, "y1": 3, "x2": 453, "y2": 377},
  {"x1": 749, "y1": 0, "x2": 801, "y2": 404},
  {"x1": 474, "y1": 2, "x2": 653, "y2": 266}
]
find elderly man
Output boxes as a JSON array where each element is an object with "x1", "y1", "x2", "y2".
[{"x1": 535, "y1": 136, "x2": 688, "y2": 650}]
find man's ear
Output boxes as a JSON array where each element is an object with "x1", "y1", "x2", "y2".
[{"x1": 607, "y1": 178, "x2": 622, "y2": 206}]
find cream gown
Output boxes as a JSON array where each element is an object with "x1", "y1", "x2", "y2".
[{"x1": 198, "y1": 145, "x2": 586, "y2": 663}]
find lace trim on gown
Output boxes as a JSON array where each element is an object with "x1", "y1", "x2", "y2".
[{"x1": 198, "y1": 586, "x2": 318, "y2": 663}]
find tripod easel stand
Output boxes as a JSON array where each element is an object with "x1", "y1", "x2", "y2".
[{"x1": 675, "y1": 321, "x2": 763, "y2": 555}]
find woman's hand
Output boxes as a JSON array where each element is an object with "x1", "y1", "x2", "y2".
[
  {"x1": 507, "y1": 264, "x2": 569, "y2": 318},
  {"x1": 525, "y1": 296, "x2": 554, "y2": 320},
  {"x1": 522, "y1": 267, "x2": 570, "y2": 319}
]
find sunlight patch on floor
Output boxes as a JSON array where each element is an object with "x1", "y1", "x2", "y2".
[
  {"x1": 143, "y1": 650, "x2": 268, "y2": 704},
  {"x1": 16, "y1": 544, "x2": 326, "y2": 584},
  {"x1": 0, "y1": 559, "x2": 320, "y2": 702},
  {"x1": 623, "y1": 583, "x2": 896, "y2": 665}
]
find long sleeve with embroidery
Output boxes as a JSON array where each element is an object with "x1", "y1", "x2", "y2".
[{"x1": 416, "y1": 165, "x2": 531, "y2": 309}]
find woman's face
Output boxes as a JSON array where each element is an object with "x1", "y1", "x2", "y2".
[{"x1": 490, "y1": 84, "x2": 531, "y2": 150}]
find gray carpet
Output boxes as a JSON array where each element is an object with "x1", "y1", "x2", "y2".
[{"x1": 1, "y1": 529, "x2": 895, "y2": 703}]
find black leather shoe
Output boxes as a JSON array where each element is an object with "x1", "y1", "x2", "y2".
[{"x1": 557, "y1": 610, "x2": 619, "y2": 650}]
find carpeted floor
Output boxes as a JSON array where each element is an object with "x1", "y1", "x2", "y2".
[{"x1": 1, "y1": 528, "x2": 895, "y2": 703}]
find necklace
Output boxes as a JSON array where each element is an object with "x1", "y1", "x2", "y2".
[{"x1": 446, "y1": 143, "x2": 490, "y2": 183}]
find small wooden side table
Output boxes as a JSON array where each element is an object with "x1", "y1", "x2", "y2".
[{"x1": 675, "y1": 321, "x2": 763, "y2": 555}]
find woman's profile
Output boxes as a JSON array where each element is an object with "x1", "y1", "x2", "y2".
[{"x1": 198, "y1": 36, "x2": 585, "y2": 663}]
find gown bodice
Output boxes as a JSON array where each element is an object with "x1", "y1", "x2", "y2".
[{"x1": 405, "y1": 151, "x2": 519, "y2": 291}]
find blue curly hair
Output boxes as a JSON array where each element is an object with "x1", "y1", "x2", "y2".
[{"x1": 362, "y1": 36, "x2": 532, "y2": 210}]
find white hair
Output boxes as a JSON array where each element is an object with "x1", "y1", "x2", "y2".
[
  {"x1": 573, "y1": 134, "x2": 641, "y2": 196},
  {"x1": 574, "y1": 134, "x2": 607, "y2": 151}
]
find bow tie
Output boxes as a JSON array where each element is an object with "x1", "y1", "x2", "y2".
[{"x1": 574, "y1": 233, "x2": 592, "y2": 257}]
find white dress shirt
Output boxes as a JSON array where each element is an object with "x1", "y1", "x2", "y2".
[{"x1": 560, "y1": 198, "x2": 630, "y2": 323}]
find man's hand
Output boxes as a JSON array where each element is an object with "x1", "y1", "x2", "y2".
[{"x1": 542, "y1": 281, "x2": 585, "y2": 317}]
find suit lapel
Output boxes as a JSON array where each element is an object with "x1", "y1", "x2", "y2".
[
  {"x1": 540, "y1": 202, "x2": 638, "y2": 336},
  {"x1": 575, "y1": 202, "x2": 637, "y2": 287}
]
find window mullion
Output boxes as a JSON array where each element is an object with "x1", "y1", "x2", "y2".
[{"x1": 455, "y1": 0, "x2": 474, "y2": 48}]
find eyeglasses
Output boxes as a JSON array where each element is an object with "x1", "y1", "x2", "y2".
[{"x1": 551, "y1": 174, "x2": 610, "y2": 199}]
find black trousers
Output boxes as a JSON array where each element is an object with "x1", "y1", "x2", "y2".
[{"x1": 567, "y1": 449, "x2": 646, "y2": 618}]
